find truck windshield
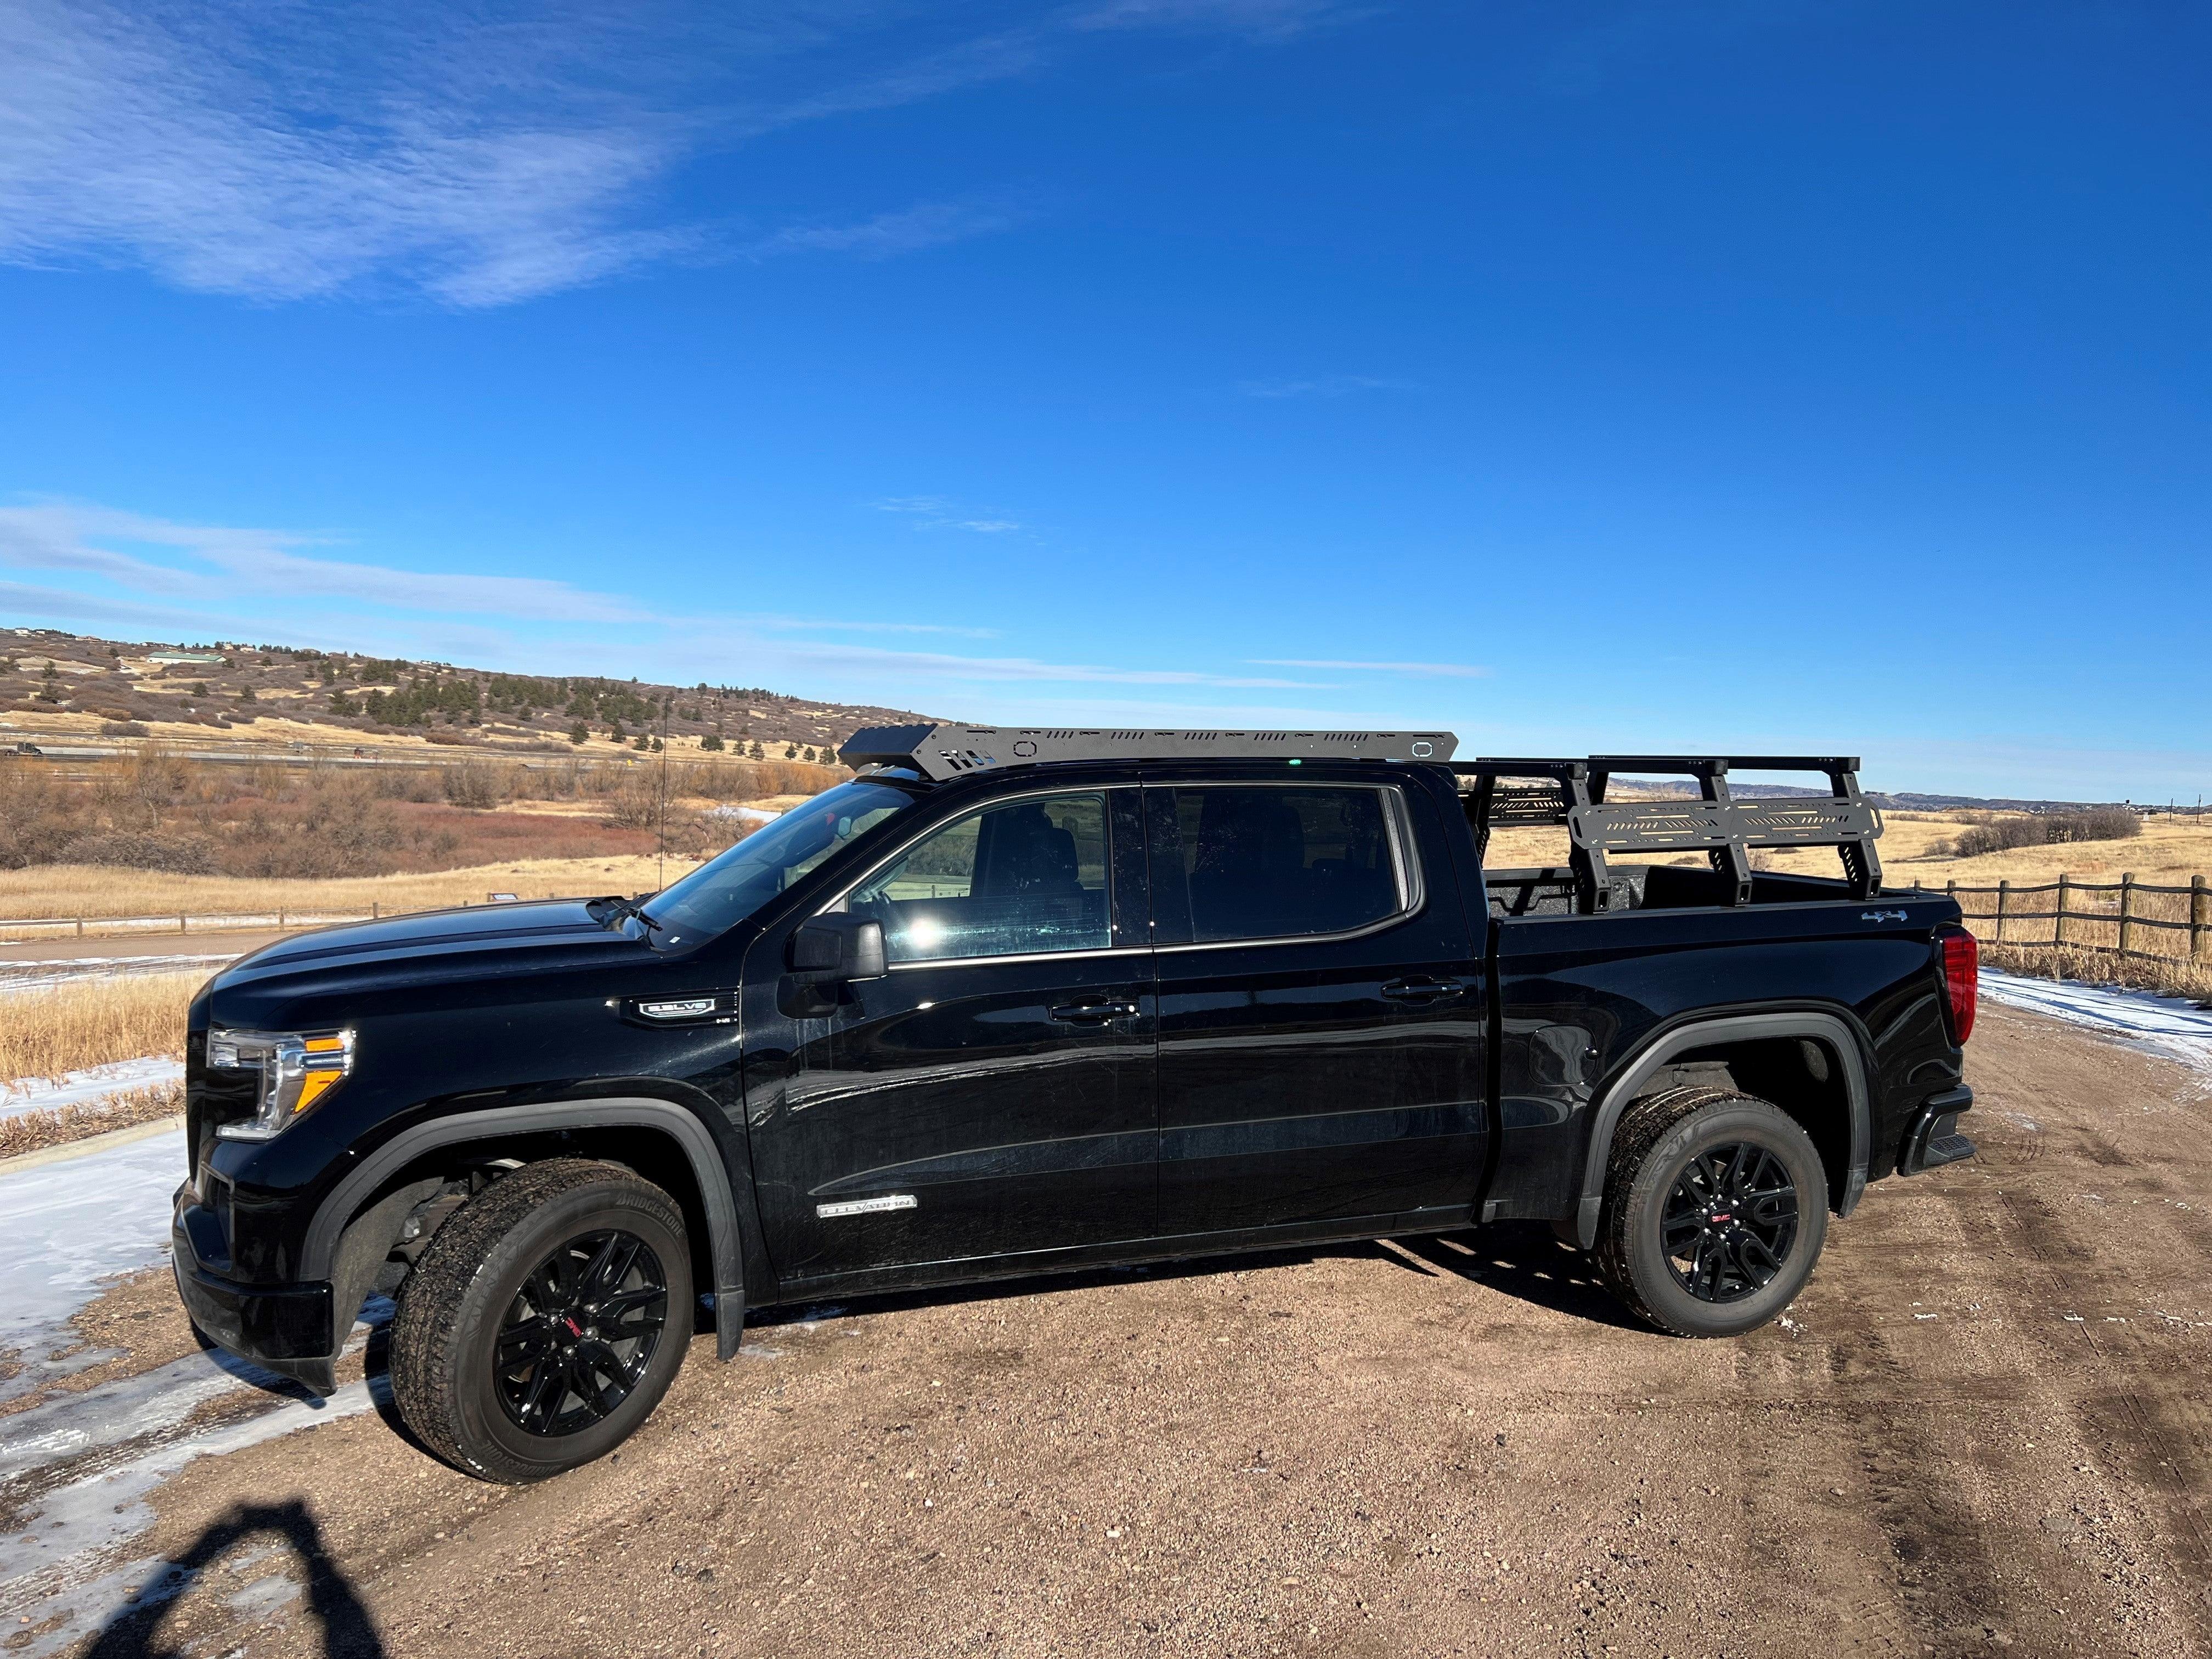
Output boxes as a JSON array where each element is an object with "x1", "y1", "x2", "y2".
[{"x1": 641, "y1": 780, "x2": 916, "y2": 944}]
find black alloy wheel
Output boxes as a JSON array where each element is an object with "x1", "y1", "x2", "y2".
[
  {"x1": 390, "y1": 1159, "x2": 696, "y2": 1482},
  {"x1": 494, "y1": 1228, "x2": 670, "y2": 1436},
  {"x1": 1660, "y1": 1142, "x2": 1800, "y2": 1304},
  {"x1": 1593, "y1": 1086, "x2": 1829, "y2": 1338}
]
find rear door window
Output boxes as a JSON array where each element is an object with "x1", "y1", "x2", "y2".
[
  {"x1": 1148, "y1": 785, "x2": 1410, "y2": 945},
  {"x1": 847, "y1": 791, "x2": 1111, "y2": 962}
]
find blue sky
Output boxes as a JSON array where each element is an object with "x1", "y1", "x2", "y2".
[{"x1": 1, "y1": 1, "x2": 2207, "y2": 800}]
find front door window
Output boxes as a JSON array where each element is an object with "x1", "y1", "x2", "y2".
[{"x1": 848, "y1": 792, "x2": 1110, "y2": 962}]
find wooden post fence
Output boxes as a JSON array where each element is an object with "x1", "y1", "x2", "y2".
[
  {"x1": 2119, "y1": 873, "x2": 2135, "y2": 956},
  {"x1": 1996, "y1": 879, "x2": 2009, "y2": 943},
  {"x1": 2194, "y1": 876, "x2": 2207, "y2": 961},
  {"x1": 2055, "y1": 872, "x2": 2069, "y2": 947}
]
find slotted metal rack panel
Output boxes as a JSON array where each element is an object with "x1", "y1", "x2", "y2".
[
  {"x1": 840, "y1": 723, "x2": 1459, "y2": 781},
  {"x1": 1453, "y1": 754, "x2": 1884, "y2": 909}
]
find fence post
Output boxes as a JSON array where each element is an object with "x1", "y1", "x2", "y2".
[
  {"x1": 2119, "y1": 873, "x2": 2134, "y2": 956},
  {"x1": 2055, "y1": 873, "x2": 2069, "y2": 947},
  {"x1": 373, "y1": 901, "x2": 380, "y2": 919},
  {"x1": 2194, "y1": 875, "x2": 2207, "y2": 961},
  {"x1": 75, "y1": 916, "x2": 83, "y2": 939},
  {"x1": 1995, "y1": 881, "x2": 2009, "y2": 943},
  {"x1": 179, "y1": 912, "x2": 187, "y2": 935}
]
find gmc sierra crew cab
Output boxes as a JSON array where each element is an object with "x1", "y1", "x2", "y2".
[{"x1": 173, "y1": 725, "x2": 1978, "y2": 1482}]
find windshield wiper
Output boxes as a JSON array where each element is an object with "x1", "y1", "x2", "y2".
[{"x1": 589, "y1": 895, "x2": 663, "y2": 934}]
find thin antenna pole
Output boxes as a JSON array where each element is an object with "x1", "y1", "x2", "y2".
[{"x1": 657, "y1": 697, "x2": 670, "y2": 891}]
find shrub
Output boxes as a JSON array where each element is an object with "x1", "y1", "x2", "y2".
[
  {"x1": 1937, "y1": 808, "x2": 2142, "y2": 860},
  {"x1": 100, "y1": 721, "x2": 150, "y2": 737},
  {"x1": 58, "y1": 830, "x2": 221, "y2": 873},
  {"x1": 442, "y1": 761, "x2": 511, "y2": 810},
  {"x1": 2045, "y1": 807, "x2": 2140, "y2": 844}
]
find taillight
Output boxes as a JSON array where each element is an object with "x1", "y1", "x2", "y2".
[{"x1": 1937, "y1": 927, "x2": 1978, "y2": 1045}]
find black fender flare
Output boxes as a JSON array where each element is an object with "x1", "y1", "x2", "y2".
[
  {"x1": 303, "y1": 1098, "x2": 749, "y2": 1362},
  {"x1": 1565, "y1": 1010, "x2": 1872, "y2": 1251}
]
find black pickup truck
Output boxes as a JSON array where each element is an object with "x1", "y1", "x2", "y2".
[{"x1": 173, "y1": 726, "x2": 1979, "y2": 1482}]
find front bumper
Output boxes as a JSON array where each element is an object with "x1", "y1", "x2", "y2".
[{"x1": 171, "y1": 1183, "x2": 339, "y2": 1392}]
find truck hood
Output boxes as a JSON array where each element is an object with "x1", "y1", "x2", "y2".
[{"x1": 198, "y1": 898, "x2": 654, "y2": 1026}]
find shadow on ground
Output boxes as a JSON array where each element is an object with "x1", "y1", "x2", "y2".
[
  {"x1": 83, "y1": 1500, "x2": 385, "y2": 1659},
  {"x1": 743, "y1": 1221, "x2": 1650, "y2": 1337}
]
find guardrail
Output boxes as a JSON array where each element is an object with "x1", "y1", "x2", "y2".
[
  {"x1": 1928, "y1": 874, "x2": 2211, "y2": 963},
  {"x1": 0, "y1": 898, "x2": 529, "y2": 943}
]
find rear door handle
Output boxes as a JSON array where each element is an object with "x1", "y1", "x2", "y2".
[
  {"x1": 1049, "y1": 1000, "x2": 1140, "y2": 1024},
  {"x1": 1381, "y1": 977, "x2": 1472, "y2": 1003}
]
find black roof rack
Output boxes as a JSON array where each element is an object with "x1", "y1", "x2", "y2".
[
  {"x1": 839, "y1": 723, "x2": 1459, "y2": 782},
  {"x1": 1451, "y1": 755, "x2": 1883, "y2": 907}
]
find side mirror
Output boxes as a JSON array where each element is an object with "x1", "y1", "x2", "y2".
[
  {"x1": 782, "y1": 915, "x2": 885, "y2": 1019},
  {"x1": 788, "y1": 914, "x2": 888, "y2": 983}
]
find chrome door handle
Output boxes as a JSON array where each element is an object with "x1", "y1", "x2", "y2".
[
  {"x1": 1381, "y1": 977, "x2": 1471, "y2": 1002},
  {"x1": 1048, "y1": 1000, "x2": 1139, "y2": 1024}
]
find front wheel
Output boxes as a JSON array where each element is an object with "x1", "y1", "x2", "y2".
[
  {"x1": 1594, "y1": 1087, "x2": 1829, "y2": 1338},
  {"x1": 390, "y1": 1159, "x2": 694, "y2": 1482}
]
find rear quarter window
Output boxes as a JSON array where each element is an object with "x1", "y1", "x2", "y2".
[{"x1": 1150, "y1": 785, "x2": 1409, "y2": 944}]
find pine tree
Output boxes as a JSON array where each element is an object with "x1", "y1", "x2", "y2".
[
  {"x1": 569, "y1": 720, "x2": 589, "y2": 746},
  {"x1": 701, "y1": 732, "x2": 724, "y2": 752}
]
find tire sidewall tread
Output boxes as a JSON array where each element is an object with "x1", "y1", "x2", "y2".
[
  {"x1": 389, "y1": 1158, "x2": 693, "y2": 1483},
  {"x1": 1594, "y1": 1086, "x2": 1829, "y2": 1338}
]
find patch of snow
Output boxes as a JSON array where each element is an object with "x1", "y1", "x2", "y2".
[
  {"x1": 0, "y1": 1310, "x2": 393, "y2": 1656},
  {"x1": 0, "y1": 953, "x2": 235, "y2": 995},
  {"x1": 1981, "y1": 969, "x2": 2212, "y2": 1076},
  {"x1": 1, "y1": 1056, "x2": 184, "y2": 1119},
  {"x1": 0, "y1": 1375, "x2": 383, "y2": 1657},
  {"x1": 0, "y1": 1126, "x2": 187, "y2": 1373}
]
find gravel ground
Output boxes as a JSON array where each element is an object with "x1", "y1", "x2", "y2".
[{"x1": 11, "y1": 1000, "x2": 2212, "y2": 1659}]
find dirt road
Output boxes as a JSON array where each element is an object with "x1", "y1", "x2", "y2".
[{"x1": 10, "y1": 1001, "x2": 2212, "y2": 1658}]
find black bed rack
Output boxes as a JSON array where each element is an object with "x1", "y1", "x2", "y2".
[
  {"x1": 841, "y1": 723, "x2": 1459, "y2": 781},
  {"x1": 1453, "y1": 755, "x2": 1883, "y2": 909}
]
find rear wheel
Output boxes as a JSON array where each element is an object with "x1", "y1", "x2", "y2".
[
  {"x1": 1594, "y1": 1087, "x2": 1828, "y2": 1337},
  {"x1": 390, "y1": 1159, "x2": 693, "y2": 1483}
]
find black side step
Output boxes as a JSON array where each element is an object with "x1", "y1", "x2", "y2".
[{"x1": 1900, "y1": 1086, "x2": 1976, "y2": 1176}]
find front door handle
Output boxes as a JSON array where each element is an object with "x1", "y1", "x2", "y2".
[
  {"x1": 1381, "y1": 977, "x2": 1473, "y2": 1003},
  {"x1": 1049, "y1": 1000, "x2": 1140, "y2": 1024}
]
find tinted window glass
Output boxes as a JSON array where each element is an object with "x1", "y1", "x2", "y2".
[
  {"x1": 1165, "y1": 786, "x2": 1402, "y2": 943},
  {"x1": 849, "y1": 792, "x2": 1110, "y2": 962},
  {"x1": 644, "y1": 781, "x2": 913, "y2": 941}
]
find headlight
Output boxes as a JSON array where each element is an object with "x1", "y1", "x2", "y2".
[{"x1": 210, "y1": 1027, "x2": 354, "y2": 1142}]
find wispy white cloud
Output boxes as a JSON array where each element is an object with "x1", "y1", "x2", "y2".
[
  {"x1": 744, "y1": 199, "x2": 1022, "y2": 263},
  {"x1": 0, "y1": 0, "x2": 1370, "y2": 307},
  {"x1": 874, "y1": 496, "x2": 1026, "y2": 533},
  {"x1": 742, "y1": 614, "x2": 1002, "y2": 639},
  {"x1": 1236, "y1": 374, "x2": 1417, "y2": 399},
  {"x1": 0, "y1": 503, "x2": 652, "y2": 623},
  {"x1": 769, "y1": 638, "x2": 1321, "y2": 689},
  {"x1": 1249, "y1": 657, "x2": 1492, "y2": 678},
  {"x1": 0, "y1": 496, "x2": 1312, "y2": 696}
]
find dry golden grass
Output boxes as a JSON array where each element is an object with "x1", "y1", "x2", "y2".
[
  {"x1": 0, "y1": 973, "x2": 198, "y2": 1081},
  {"x1": 0, "y1": 1082, "x2": 183, "y2": 1159},
  {"x1": 0, "y1": 853, "x2": 706, "y2": 933}
]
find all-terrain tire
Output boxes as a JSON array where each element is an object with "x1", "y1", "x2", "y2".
[
  {"x1": 1594, "y1": 1086, "x2": 1828, "y2": 1338},
  {"x1": 390, "y1": 1158, "x2": 693, "y2": 1483}
]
